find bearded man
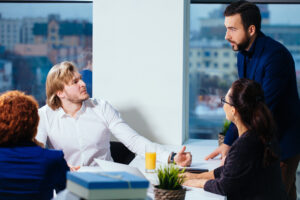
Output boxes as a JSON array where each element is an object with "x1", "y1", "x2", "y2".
[{"x1": 205, "y1": 1, "x2": 300, "y2": 200}]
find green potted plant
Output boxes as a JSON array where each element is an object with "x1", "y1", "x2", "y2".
[
  {"x1": 218, "y1": 119, "x2": 230, "y2": 146},
  {"x1": 154, "y1": 164, "x2": 186, "y2": 200}
]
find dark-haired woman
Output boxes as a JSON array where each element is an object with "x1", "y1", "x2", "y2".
[
  {"x1": 0, "y1": 91, "x2": 69, "y2": 200},
  {"x1": 183, "y1": 79, "x2": 287, "y2": 200}
]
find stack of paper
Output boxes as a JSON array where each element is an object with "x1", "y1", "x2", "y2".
[{"x1": 67, "y1": 171, "x2": 149, "y2": 200}]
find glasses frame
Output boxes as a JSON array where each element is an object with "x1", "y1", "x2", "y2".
[{"x1": 221, "y1": 96, "x2": 234, "y2": 106}]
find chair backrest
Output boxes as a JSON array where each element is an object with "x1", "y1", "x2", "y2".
[{"x1": 109, "y1": 141, "x2": 135, "y2": 164}]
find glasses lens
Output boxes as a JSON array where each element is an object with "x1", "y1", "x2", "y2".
[{"x1": 221, "y1": 97, "x2": 225, "y2": 105}]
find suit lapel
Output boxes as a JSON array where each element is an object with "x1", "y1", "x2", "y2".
[
  {"x1": 247, "y1": 35, "x2": 267, "y2": 80},
  {"x1": 237, "y1": 53, "x2": 245, "y2": 78}
]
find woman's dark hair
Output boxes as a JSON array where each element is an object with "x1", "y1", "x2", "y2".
[
  {"x1": 229, "y1": 78, "x2": 277, "y2": 167},
  {"x1": 224, "y1": 1, "x2": 261, "y2": 34}
]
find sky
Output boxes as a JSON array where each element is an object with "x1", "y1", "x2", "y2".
[
  {"x1": 190, "y1": 4, "x2": 300, "y2": 31},
  {"x1": 0, "y1": 3, "x2": 92, "y2": 22},
  {"x1": 0, "y1": 3, "x2": 299, "y2": 31}
]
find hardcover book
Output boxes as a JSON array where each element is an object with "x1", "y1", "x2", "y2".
[{"x1": 67, "y1": 171, "x2": 149, "y2": 199}]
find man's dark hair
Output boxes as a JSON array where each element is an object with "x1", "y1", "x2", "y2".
[{"x1": 224, "y1": 1, "x2": 261, "y2": 33}]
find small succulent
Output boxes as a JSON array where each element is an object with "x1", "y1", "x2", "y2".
[
  {"x1": 156, "y1": 164, "x2": 185, "y2": 190},
  {"x1": 220, "y1": 119, "x2": 230, "y2": 136}
]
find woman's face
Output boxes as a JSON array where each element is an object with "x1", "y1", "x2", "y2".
[{"x1": 223, "y1": 89, "x2": 234, "y2": 122}]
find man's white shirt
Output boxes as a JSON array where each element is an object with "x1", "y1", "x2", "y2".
[{"x1": 36, "y1": 98, "x2": 170, "y2": 166}]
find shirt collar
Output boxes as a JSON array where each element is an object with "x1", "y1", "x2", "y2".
[
  {"x1": 240, "y1": 31, "x2": 263, "y2": 57},
  {"x1": 58, "y1": 101, "x2": 87, "y2": 118}
]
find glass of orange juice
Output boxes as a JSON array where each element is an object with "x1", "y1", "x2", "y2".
[{"x1": 145, "y1": 144, "x2": 156, "y2": 173}]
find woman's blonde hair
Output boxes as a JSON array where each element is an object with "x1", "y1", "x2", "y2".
[
  {"x1": 0, "y1": 91, "x2": 39, "y2": 146},
  {"x1": 46, "y1": 61, "x2": 78, "y2": 110}
]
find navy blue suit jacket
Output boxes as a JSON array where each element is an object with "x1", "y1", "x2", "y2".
[
  {"x1": 0, "y1": 142, "x2": 69, "y2": 200},
  {"x1": 224, "y1": 32, "x2": 300, "y2": 160}
]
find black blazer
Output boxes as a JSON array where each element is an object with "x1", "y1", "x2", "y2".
[{"x1": 205, "y1": 131, "x2": 287, "y2": 200}]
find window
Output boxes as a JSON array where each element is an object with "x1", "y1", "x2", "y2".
[
  {"x1": 204, "y1": 61, "x2": 210, "y2": 68},
  {"x1": 189, "y1": 2, "x2": 300, "y2": 140},
  {"x1": 0, "y1": 1, "x2": 92, "y2": 106},
  {"x1": 223, "y1": 52, "x2": 229, "y2": 57},
  {"x1": 204, "y1": 51, "x2": 210, "y2": 57}
]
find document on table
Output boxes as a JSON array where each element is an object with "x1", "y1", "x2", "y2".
[{"x1": 94, "y1": 158, "x2": 147, "y2": 179}]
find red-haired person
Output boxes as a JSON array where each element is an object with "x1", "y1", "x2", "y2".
[{"x1": 0, "y1": 91, "x2": 69, "y2": 200}]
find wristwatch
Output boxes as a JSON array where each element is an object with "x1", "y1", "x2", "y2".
[{"x1": 168, "y1": 152, "x2": 177, "y2": 164}]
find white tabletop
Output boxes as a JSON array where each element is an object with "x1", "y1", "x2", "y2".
[
  {"x1": 129, "y1": 139, "x2": 226, "y2": 200},
  {"x1": 55, "y1": 139, "x2": 226, "y2": 200}
]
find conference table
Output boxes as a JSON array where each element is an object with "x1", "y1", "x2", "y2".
[
  {"x1": 55, "y1": 139, "x2": 226, "y2": 200},
  {"x1": 129, "y1": 139, "x2": 226, "y2": 200}
]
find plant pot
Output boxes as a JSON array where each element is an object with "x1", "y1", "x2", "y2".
[
  {"x1": 154, "y1": 186, "x2": 186, "y2": 200},
  {"x1": 218, "y1": 133, "x2": 225, "y2": 146}
]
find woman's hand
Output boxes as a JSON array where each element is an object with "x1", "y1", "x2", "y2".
[
  {"x1": 182, "y1": 172, "x2": 198, "y2": 180},
  {"x1": 182, "y1": 171, "x2": 214, "y2": 180},
  {"x1": 183, "y1": 179, "x2": 208, "y2": 188}
]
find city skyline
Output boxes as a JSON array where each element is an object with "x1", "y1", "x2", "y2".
[
  {"x1": 190, "y1": 4, "x2": 300, "y2": 31},
  {"x1": 0, "y1": 3, "x2": 92, "y2": 22}
]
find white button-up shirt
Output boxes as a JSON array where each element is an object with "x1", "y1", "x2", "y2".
[{"x1": 36, "y1": 98, "x2": 170, "y2": 166}]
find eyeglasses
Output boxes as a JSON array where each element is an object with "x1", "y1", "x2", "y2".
[{"x1": 221, "y1": 97, "x2": 234, "y2": 106}]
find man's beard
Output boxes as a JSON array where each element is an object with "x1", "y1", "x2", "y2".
[
  {"x1": 229, "y1": 34, "x2": 251, "y2": 51},
  {"x1": 65, "y1": 90, "x2": 89, "y2": 104}
]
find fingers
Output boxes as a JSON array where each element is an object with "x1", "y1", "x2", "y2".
[
  {"x1": 204, "y1": 150, "x2": 219, "y2": 160},
  {"x1": 220, "y1": 155, "x2": 226, "y2": 166},
  {"x1": 186, "y1": 153, "x2": 192, "y2": 166},
  {"x1": 177, "y1": 146, "x2": 186, "y2": 154},
  {"x1": 68, "y1": 164, "x2": 81, "y2": 172},
  {"x1": 178, "y1": 153, "x2": 192, "y2": 167}
]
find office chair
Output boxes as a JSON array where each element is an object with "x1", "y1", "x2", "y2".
[{"x1": 109, "y1": 141, "x2": 136, "y2": 164}]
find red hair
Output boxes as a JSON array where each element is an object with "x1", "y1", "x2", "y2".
[{"x1": 0, "y1": 91, "x2": 39, "y2": 146}]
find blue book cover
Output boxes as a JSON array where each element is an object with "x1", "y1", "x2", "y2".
[{"x1": 67, "y1": 171, "x2": 149, "y2": 189}]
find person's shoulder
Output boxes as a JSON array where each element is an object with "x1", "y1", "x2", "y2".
[
  {"x1": 41, "y1": 148, "x2": 65, "y2": 161},
  {"x1": 39, "y1": 104, "x2": 58, "y2": 114},
  {"x1": 263, "y1": 35, "x2": 290, "y2": 54},
  {"x1": 231, "y1": 132, "x2": 262, "y2": 153},
  {"x1": 84, "y1": 98, "x2": 110, "y2": 109},
  {"x1": 85, "y1": 99, "x2": 120, "y2": 120},
  {"x1": 38, "y1": 104, "x2": 60, "y2": 120}
]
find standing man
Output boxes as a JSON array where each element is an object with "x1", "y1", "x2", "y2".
[
  {"x1": 36, "y1": 61, "x2": 192, "y2": 169},
  {"x1": 205, "y1": 1, "x2": 300, "y2": 199}
]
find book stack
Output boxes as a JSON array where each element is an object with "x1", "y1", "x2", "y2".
[{"x1": 67, "y1": 171, "x2": 149, "y2": 200}]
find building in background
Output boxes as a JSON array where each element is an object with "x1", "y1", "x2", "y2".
[
  {"x1": 189, "y1": 4, "x2": 300, "y2": 139},
  {"x1": 0, "y1": 6, "x2": 92, "y2": 106}
]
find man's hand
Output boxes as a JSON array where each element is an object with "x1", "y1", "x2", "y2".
[
  {"x1": 68, "y1": 164, "x2": 81, "y2": 172},
  {"x1": 205, "y1": 143, "x2": 230, "y2": 161},
  {"x1": 174, "y1": 146, "x2": 192, "y2": 167}
]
